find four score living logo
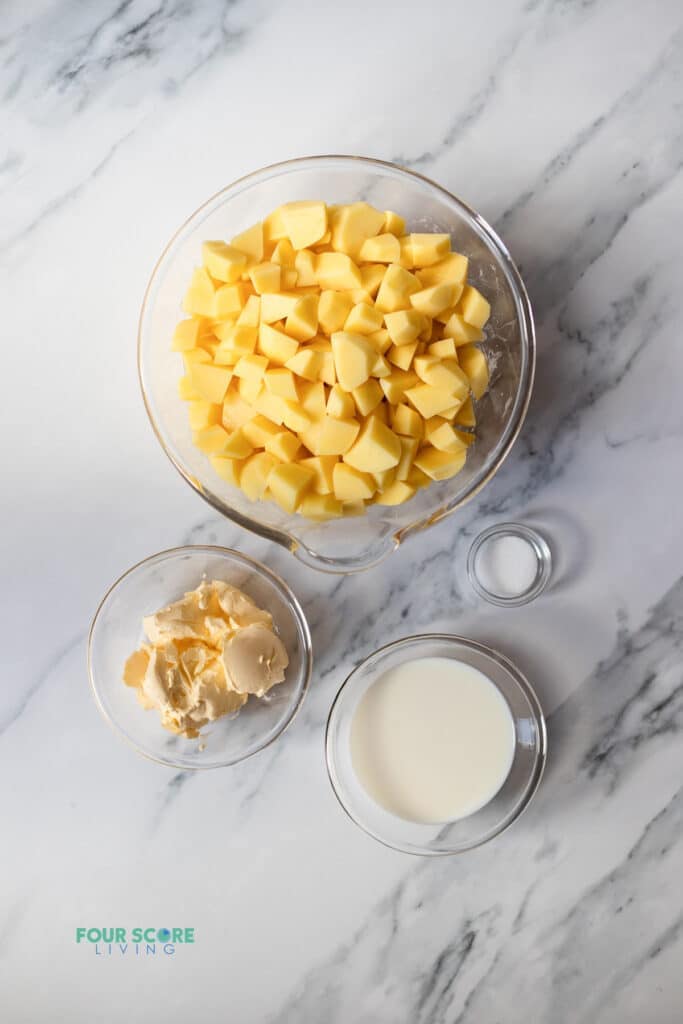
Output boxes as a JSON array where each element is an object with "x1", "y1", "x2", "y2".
[{"x1": 76, "y1": 926, "x2": 195, "y2": 956}]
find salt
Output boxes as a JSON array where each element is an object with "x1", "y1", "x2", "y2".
[{"x1": 475, "y1": 534, "x2": 538, "y2": 598}]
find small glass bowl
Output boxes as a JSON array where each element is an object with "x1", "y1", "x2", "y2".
[
  {"x1": 325, "y1": 634, "x2": 546, "y2": 855},
  {"x1": 88, "y1": 546, "x2": 312, "y2": 769},
  {"x1": 467, "y1": 523, "x2": 552, "y2": 607}
]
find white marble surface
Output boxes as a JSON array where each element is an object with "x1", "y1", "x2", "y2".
[{"x1": 2, "y1": 1, "x2": 682, "y2": 1020}]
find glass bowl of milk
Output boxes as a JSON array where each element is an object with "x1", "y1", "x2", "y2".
[{"x1": 326, "y1": 634, "x2": 546, "y2": 855}]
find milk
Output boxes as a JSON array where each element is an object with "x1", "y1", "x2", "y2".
[{"x1": 350, "y1": 656, "x2": 515, "y2": 824}]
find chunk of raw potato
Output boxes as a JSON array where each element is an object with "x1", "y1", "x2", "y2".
[
  {"x1": 384, "y1": 309, "x2": 425, "y2": 346},
  {"x1": 240, "y1": 452, "x2": 279, "y2": 500},
  {"x1": 344, "y1": 302, "x2": 384, "y2": 335},
  {"x1": 264, "y1": 367, "x2": 299, "y2": 401},
  {"x1": 331, "y1": 202, "x2": 385, "y2": 258},
  {"x1": 391, "y1": 402, "x2": 423, "y2": 438},
  {"x1": 326, "y1": 385, "x2": 355, "y2": 420},
  {"x1": 375, "y1": 264, "x2": 421, "y2": 313},
  {"x1": 299, "y1": 493, "x2": 343, "y2": 519},
  {"x1": 315, "y1": 252, "x2": 362, "y2": 290},
  {"x1": 457, "y1": 345, "x2": 490, "y2": 399},
  {"x1": 257, "y1": 324, "x2": 299, "y2": 364},
  {"x1": 383, "y1": 210, "x2": 405, "y2": 235},
  {"x1": 202, "y1": 241, "x2": 247, "y2": 283},
  {"x1": 414, "y1": 446, "x2": 467, "y2": 480},
  {"x1": 333, "y1": 463, "x2": 376, "y2": 501},
  {"x1": 209, "y1": 456, "x2": 243, "y2": 487},
  {"x1": 299, "y1": 455, "x2": 338, "y2": 494},
  {"x1": 188, "y1": 363, "x2": 233, "y2": 404},
  {"x1": 352, "y1": 379, "x2": 383, "y2": 416},
  {"x1": 285, "y1": 348, "x2": 323, "y2": 382},
  {"x1": 231, "y1": 222, "x2": 264, "y2": 263},
  {"x1": 375, "y1": 480, "x2": 416, "y2": 505},
  {"x1": 318, "y1": 290, "x2": 353, "y2": 334},
  {"x1": 248, "y1": 262, "x2": 281, "y2": 295},
  {"x1": 172, "y1": 319, "x2": 201, "y2": 351},
  {"x1": 294, "y1": 249, "x2": 317, "y2": 286},
  {"x1": 304, "y1": 416, "x2": 360, "y2": 456},
  {"x1": 279, "y1": 201, "x2": 328, "y2": 250},
  {"x1": 359, "y1": 234, "x2": 401, "y2": 263},
  {"x1": 183, "y1": 267, "x2": 216, "y2": 317},
  {"x1": 409, "y1": 283, "x2": 460, "y2": 317},
  {"x1": 442, "y1": 312, "x2": 484, "y2": 345},
  {"x1": 408, "y1": 233, "x2": 451, "y2": 266},
  {"x1": 425, "y1": 419, "x2": 470, "y2": 453},
  {"x1": 265, "y1": 429, "x2": 301, "y2": 462},
  {"x1": 458, "y1": 285, "x2": 491, "y2": 329},
  {"x1": 404, "y1": 383, "x2": 458, "y2": 419},
  {"x1": 285, "y1": 294, "x2": 319, "y2": 342},
  {"x1": 260, "y1": 292, "x2": 299, "y2": 323},
  {"x1": 416, "y1": 252, "x2": 468, "y2": 287},
  {"x1": 330, "y1": 332, "x2": 375, "y2": 390},
  {"x1": 343, "y1": 417, "x2": 401, "y2": 473},
  {"x1": 213, "y1": 282, "x2": 250, "y2": 318},
  {"x1": 267, "y1": 462, "x2": 315, "y2": 512}
]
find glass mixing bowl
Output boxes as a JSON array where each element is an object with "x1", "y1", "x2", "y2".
[
  {"x1": 139, "y1": 156, "x2": 535, "y2": 573},
  {"x1": 88, "y1": 546, "x2": 312, "y2": 769}
]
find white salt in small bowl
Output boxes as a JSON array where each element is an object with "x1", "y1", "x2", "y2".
[{"x1": 467, "y1": 523, "x2": 552, "y2": 607}]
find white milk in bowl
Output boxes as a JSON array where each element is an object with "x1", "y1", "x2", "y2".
[{"x1": 350, "y1": 656, "x2": 515, "y2": 824}]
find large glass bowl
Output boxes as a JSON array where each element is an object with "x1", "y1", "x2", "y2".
[
  {"x1": 325, "y1": 634, "x2": 547, "y2": 855},
  {"x1": 139, "y1": 156, "x2": 535, "y2": 573},
  {"x1": 88, "y1": 546, "x2": 312, "y2": 769}
]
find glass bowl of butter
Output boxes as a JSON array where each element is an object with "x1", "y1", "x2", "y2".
[
  {"x1": 139, "y1": 155, "x2": 535, "y2": 573},
  {"x1": 88, "y1": 546, "x2": 312, "y2": 769}
]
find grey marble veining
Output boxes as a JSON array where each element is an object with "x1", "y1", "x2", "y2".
[{"x1": 1, "y1": 0, "x2": 683, "y2": 1020}]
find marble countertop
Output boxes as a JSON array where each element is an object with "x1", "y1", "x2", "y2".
[{"x1": 2, "y1": 1, "x2": 682, "y2": 1020}]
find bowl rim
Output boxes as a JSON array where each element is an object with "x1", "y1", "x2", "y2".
[
  {"x1": 138, "y1": 155, "x2": 536, "y2": 572},
  {"x1": 87, "y1": 544, "x2": 313, "y2": 769},
  {"x1": 325, "y1": 632, "x2": 547, "y2": 855}
]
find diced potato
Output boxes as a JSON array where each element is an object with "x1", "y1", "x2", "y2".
[
  {"x1": 233, "y1": 353, "x2": 268, "y2": 383},
  {"x1": 379, "y1": 370, "x2": 419, "y2": 405},
  {"x1": 375, "y1": 480, "x2": 416, "y2": 505},
  {"x1": 331, "y1": 202, "x2": 385, "y2": 258},
  {"x1": 367, "y1": 328, "x2": 392, "y2": 354},
  {"x1": 404, "y1": 383, "x2": 458, "y2": 419},
  {"x1": 242, "y1": 414, "x2": 282, "y2": 446},
  {"x1": 416, "y1": 252, "x2": 468, "y2": 287},
  {"x1": 214, "y1": 326, "x2": 258, "y2": 364},
  {"x1": 308, "y1": 339, "x2": 336, "y2": 385},
  {"x1": 299, "y1": 493, "x2": 343, "y2": 519},
  {"x1": 375, "y1": 264, "x2": 421, "y2": 312},
  {"x1": 330, "y1": 332, "x2": 375, "y2": 390},
  {"x1": 209, "y1": 455, "x2": 243, "y2": 487},
  {"x1": 342, "y1": 500, "x2": 368, "y2": 517},
  {"x1": 285, "y1": 348, "x2": 323, "y2": 382},
  {"x1": 313, "y1": 416, "x2": 361, "y2": 456},
  {"x1": 279, "y1": 400, "x2": 310, "y2": 434},
  {"x1": 360, "y1": 264, "x2": 386, "y2": 298},
  {"x1": 213, "y1": 282, "x2": 250, "y2": 318},
  {"x1": 414, "y1": 355, "x2": 469, "y2": 399},
  {"x1": 395, "y1": 436, "x2": 419, "y2": 480},
  {"x1": 222, "y1": 389, "x2": 258, "y2": 430},
  {"x1": 454, "y1": 396, "x2": 476, "y2": 427},
  {"x1": 398, "y1": 236, "x2": 414, "y2": 268},
  {"x1": 359, "y1": 233, "x2": 401, "y2": 263},
  {"x1": 260, "y1": 292, "x2": 299, "y2": 323},
  {"x1": 414, "y1": 446, "x2": 467, "y2": 480},
  {"x1": 183, "y1": 267, "x2": 216, "y2": 317},
  {"x1": 387, "y1": 341, "x2": 418, "y2": 372},
  {"x1": 183, "y1": 348, "x2": 211, "y2": 371},
  {"x1": 390, "y1": 402, "x2": 423, "y2": 438},
  {"x1": 408, "y1": 465, "x2": 431, "y2": 489},
  {"x1": 285, "y1": 294, "x2": 319, "y2": 342},
  {"x1": 299, "y1": 455, "x2": 338, "y2": 494},
  {"x1": 264, "y1": 367, "x2": 299, "y2": 401},
  {"x1": 241, "y1": 451, "x2": 279, "y2": 500},
  {"x1": 424, "y1": 418, "x2": 469, "y2": 453},
  {"x1": 344, "y1": 302, "x2": 384, "y2": 335},
  {"x1": 252, "y1": 390, "x2": 287, "y2": 425},
  {"x1": 220, "y1": 428, "x2": 254, "y2": 459},
  {"x1": 238, "y1": 375, "x2": 263, "y2": 404},
  {"x1": 172, "y1": 318, "x2": 202, "y2": 351},
  {"x1": 202, "y1": 241, "x2": 247, "y2": 283},
  {"x1": 178, "y1": 375, "x2": 201, "y2": 401},
  {"x1": 193, "y1": 424, "x2": 231, "y2": 454},
  {"x1": 299, "y1": 380, "x2": 327, "y2": 421},
  {"x1": 352, "y1": 379, "x2": 383, "y2": 416},
  {"x1": 370, "y1": 353, "x2": 391, "y2": 378},
  {"x1": 231, "y1": 222, "x2": 264, "y2": 264},
  {"x1": 384, "y1": 309, "x2": 425, "y2": 346},
  {"x1": 280, "y1": 201, "x2": 328, "y2": 250},
  {"x1": 383, "y1": 210, "x2": 406, "y2": 235},
  {"x1": 318, "y1": 290, "x2": 353, "y2": 334},
  {"x1": 258, "y1": 323, "x2": 299, "y2": 364},
  {"x1": 457, "y1": 344, "x2": 490, "y2": 399},
  {"x1": 248, "y1": 262, "x2": 281, "y2": 295},
  {"x1": 236, "y1": 295, "x2": 261, "y2": 327},
  {"x1": 263, "y1": 207, "x2": 288, "y2": 247},
  {"x1": 316, "y1": 252, "x2": 362, "y2": 290},
  {"x1": 409, "y1": 233, "x2": 451, "y2": 266},
  {"x1": 188, "y1": 363, "x2": 233, "y2": 404},
  {"x1": 271, "y1": 238, "x2": 296, "y2": 267},
  {"x1": 458, "y1": 285, "x2": 491, "y2": 329},
  {"x1": 343, "y1": 417, "x2": 401, "y2": 472},
  {"x1": 333, "y1": 463, "x2": 376, "y2": 501},
  {"x1": 327, "y1": 384, "x2": 355, "y2": 420},
  {"x1": 187, "y1": 401, "x2": 222, "y2": 431},
  {"x1": 428, "y1": 337, "x2": 457, "y2": 359},
  {"x1": 267, "y1": 462, "x2": 315, "y2": 512},
  {"x1": 294, "y1": 249, "x2": 317, "y2": 287},
  {"x1": 442, "y1": 312, "x2": 484, "y2": 345},
  {"x1": 410, "y1": 283, "x2": 459, "y2": 317},
  {"x1": 282, "y1": 268, "x2": 298, "y2": 289}
]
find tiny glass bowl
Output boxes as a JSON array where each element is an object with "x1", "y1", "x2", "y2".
[
  {"x1": 467, "y1": 523, "x2": 552, "y2": 607},
  {"x1": 325, "y1": 634, "x2": 546, "y2": 856},
  {"x1": 88, "y1": 546, "x2": 312, "y2": 769}
]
